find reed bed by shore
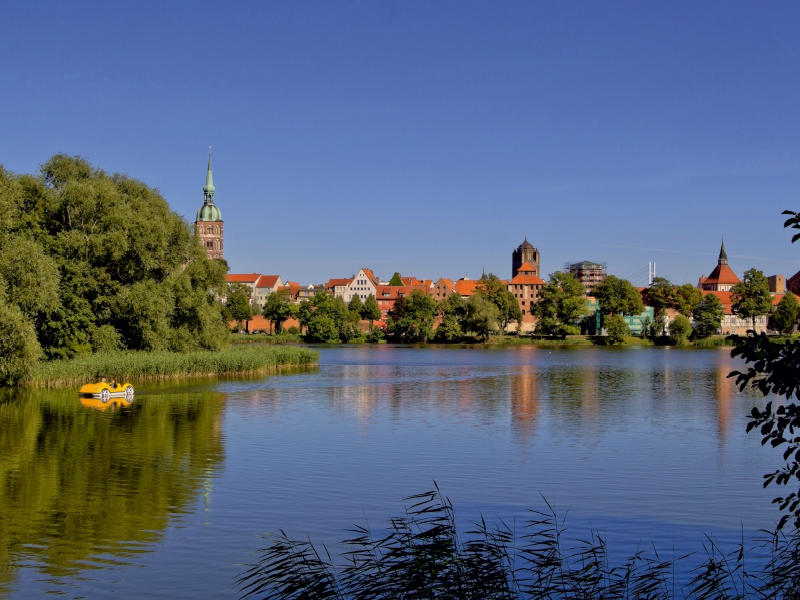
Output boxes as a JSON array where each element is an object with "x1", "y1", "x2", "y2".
[
  {"x1": 27, "y1": 345, "x2": 319, "y2": 388},
  {"x1": 230, "y1": 333, "x2": 303, "y2": 344}
]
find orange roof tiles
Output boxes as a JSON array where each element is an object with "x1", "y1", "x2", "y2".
[
  {"x1": 255, "y1": 275, "x2": 281, "y2": 288},
  {"x1": 227, "y1": 273, "x2": 260, "y2": 283},
  {"x1": 516, "y1": 262, "x2": 538, "y2": 273},
  {"x1": 376, "y1": 284, "x2": 431, "y2": 300},
  {"x1": 325, "y1": 278, "x2": 353, "y2": 289},
  {"x1": 701, "y1": 264, "x2": 740, "y2": 286},
  {"x1": 454, "y1": 279, "x2": 480, "y2": 296}
]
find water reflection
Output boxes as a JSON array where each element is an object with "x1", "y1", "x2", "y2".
[{"x1": 0, "y1": 388, "x2": 225, "y2": 593}]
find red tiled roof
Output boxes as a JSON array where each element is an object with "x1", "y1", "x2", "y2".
[
  {"x1": 516, "y1": 262, "x2": 538, "y2": 273},
  {"x1": 255, "y1": 275, "x2": 281, "y2": 288},
  {"x1": 376, "y1": 284, "x2": 431, "y2": 300},
  {"x1": 325, "y1": 278, "x2": 353, "y2": 289},
  {"x1": 455, "y1": 279, "x2": 480, "y2": 296},
  {"x1": 227, "y1": 273, "x2": 260, "y2": 283},
  {"x1": 701, "y1": 264, "x2": 740, "y2": 286},
  {"x1": 509, "y1": 274, "x2": 546, "y2": 285},
  {"x1": 362, "y1": 269, "x2": 378, "y2": 284}
]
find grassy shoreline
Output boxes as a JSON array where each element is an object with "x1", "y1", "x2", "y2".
[{"x1": 27, "y1": 345, "x2": 319, "y2": 389}]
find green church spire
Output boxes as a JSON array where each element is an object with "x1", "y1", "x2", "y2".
[
  {"x1": 196, "y1": 153, "x2": 222, "y2": 222},
  {"x1": 203, "y1": 153, "x2": 215, "y2": 196}
]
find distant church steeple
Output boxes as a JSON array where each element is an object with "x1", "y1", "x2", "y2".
[
  {"x1": 195, "y1": 152, "x2": 224, "y2": 260},
  {"x1": 718, "y1": 238, "x2": 728, "y2": 266}
]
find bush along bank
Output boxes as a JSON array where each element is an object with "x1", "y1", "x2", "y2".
[{"x1": 26, "y1": 345, "x2": 319, "y2": 389}]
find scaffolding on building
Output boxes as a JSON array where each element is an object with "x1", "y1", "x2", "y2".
[{"x1": 563, "y1": 261, "x2": 608, "y2": 295}]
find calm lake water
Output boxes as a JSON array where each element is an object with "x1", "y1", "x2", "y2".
[{"x1": 0, "y1": 345, "x2": 783, "y2": 598}]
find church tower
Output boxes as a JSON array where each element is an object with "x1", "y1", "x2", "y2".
[
  {"x1": 512, "y1": 236, "x2": 540, "y2": 278},
  {"x1": 195, "y1": 154, "x2": 224, "y2": 260}
]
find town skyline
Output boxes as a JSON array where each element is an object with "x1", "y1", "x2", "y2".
[{"x1": 4, "y1": 3, "x2": 800, "y2": 283}]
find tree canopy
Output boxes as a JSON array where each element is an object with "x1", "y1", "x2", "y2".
[
  {"x1": 731, "y1": 268, "x2": 773, "y2": 331},
  {"x1": 771, "y1": 291, "x2": 799, "y2": 335},
  {"x1": 533, "y1": 272, "x2": 587, "y2": 337},
  {"x1": 263, "y1": 289, "x2": 296, "y2": 334},
  {"x1": 692, "y1": 293, "x2": 725, "y2": 338},
  {"x1": 0, "y1": 155, "x2": 230, "y2": 383},
  {"x1": 594, "y1": 275, "x2": 644, "y2": 317},
  {"x1": 388, "y1": 272, "x2": 403, "y2": 286},
  {"x1": 476, "y1": 273, "x2": 521, "y2": 331},
  {"x1": 361, "y1": 294, "x2": 381, "y2": 326},
  {"x1": 387, "y1": 290, "x2": 437, "y2": 343}
]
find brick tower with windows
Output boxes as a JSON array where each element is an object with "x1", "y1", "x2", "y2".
[
  {"x1": 195, "y1": 154, "x2": 224, "y2": 259},
  {"x1": 512, "y1": 236, "x2": 540, "y2": 278}
]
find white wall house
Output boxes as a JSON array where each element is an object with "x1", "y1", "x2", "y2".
[{"x1": 343, "y1": 268, "x2": 379, "y2": 303}]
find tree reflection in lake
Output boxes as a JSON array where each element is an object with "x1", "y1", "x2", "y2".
[{"x1": 0, "y1": 388, "x2": 225, "y2": 593}]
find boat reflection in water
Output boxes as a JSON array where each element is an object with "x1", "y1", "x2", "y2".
[{"x1": 0, "y1": 387, "x2": 225, "y2": 594}]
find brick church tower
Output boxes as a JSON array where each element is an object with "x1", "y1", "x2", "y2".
[
  {"x1": 195, "y1": 154, "x2": 224, "y2": 260},
  {"x1": 512, "y1": 236, "x2": 540, "y2": 278}
]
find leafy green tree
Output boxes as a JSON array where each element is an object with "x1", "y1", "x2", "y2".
[
  {"x1": 387, "y1": 290, "x2": 437, "y2": 342},
  {"x1": 0, "y1": 236, "x2": 60, "y2": 319},
  {"x1": 669, "y1": 314, "x2": 692, "y2": 345},
  {"x1": 348, "y1": 294, "x2": 364, "y2": 319},
  {"x1": 673, "y1": 284, "x2": 704, "y2": 318},
  {"x1": 594, "y1": 275, "x2": 645, "y2": 317},
  {"x1": 361, "y1": 294, "x2": 381, "y2": 326},
  {"x1": 646, "y1": 277, "x2": 674, "y2": 330},
  {"x1": 476, "y1": 273, "x2": 521, "y2": 331},
  {"x1": 692, "y1": 293, "x2": 725, "y2": 338},
  {"x1": 533, "y1": 272, "x2": 587, "y2": 338},
  {"x1": 263, "y1": 289, "x2": 296, "y2": 334},
  {"x1": 0, "y1": 155, "x2": 232, "y2": 359},
  {"x1": 770, "y1": 291, "x2": 799, "y2": 335},
  {"x1": 297, "y1": 300, "x2": 313, "y2": 334},
  {"x1": 91, "y1": 324, "x2": 122, "y2": 353},
  {"x1": 306, "y1": 314, "x2": 339, "y2": 343},
  {"x1": 365, "y1": 325, "x2": 385, "y2": 343},
  {"x1": 226, "y1": 283, "x2": 254, "y2": 333},
  {"x1": 0, "y1": 300, "x2": 42, "y2": 385},
  {"x1": 435, "y1": 293, "x2": 466, "y2": 342},
  {"x1": 389, "y1": 272, "x2": 404, "y2": 286},
  {"x1": 604, "y1": 314, "x2": 630, "y2": 345},
  {"x1": 731, "y1": 268, "x2": 774, "y2": 332},
  {"x1": 464, "y1": 294, "x2": 500, "y2": 341}
]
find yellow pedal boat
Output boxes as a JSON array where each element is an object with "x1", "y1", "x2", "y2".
[{"x1": 79, "y1": 380, "x2": 134, "y2": 403}]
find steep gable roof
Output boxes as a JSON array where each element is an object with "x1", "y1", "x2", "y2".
[
  {"x1": 255, "y1": 275, "x2": 282, "y2": 289},
  {"x1": 701, "y1": 264, "x2": 740, "y2": 286}
]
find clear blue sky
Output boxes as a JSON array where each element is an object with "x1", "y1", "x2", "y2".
[{"x1": 3, "y1": 1, "x2": 800, "y2": 285}]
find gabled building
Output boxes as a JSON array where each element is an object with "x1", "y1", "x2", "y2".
[
  {"x1": 227, "y1": 274, "x2": 284, "y2": 309},
  {"x1": 325, "y1": 278, "x2": 353, "y2": 298},
  {"x1": 696, "y1": 240, "x2": 775, "y2": 335},
  {"x1": 699, "y1": 241, "x2": 739, "y2": 291},
  {"x1": 344, "y1": 268, "x2": 379, "y2": 303},
  {"x1": 375, "y1": 284, "x2": 432, "y2": 319},
  {"x1": 507, "y1": 262, "x2": 546, "y2": 331},
  {"x1": 432, "y1": 278, "x2": 456, "y2": 302},
  {"x1": 454, "y1": 278, "x2": 481, "y2": 298}
]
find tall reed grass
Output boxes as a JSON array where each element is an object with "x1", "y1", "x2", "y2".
[
  {"x1": 238, "y1": 487, "x2": 800, "y2": 599},
  {"x1": 28, "y1": 345, "x2": 319, "y2": 388},
  {"x1": 231, "y1": 333, "x2": 304, "y2": 344}
]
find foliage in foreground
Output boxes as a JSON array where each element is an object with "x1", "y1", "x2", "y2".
[
  {"x1": 238, "y1": 487, "x2": 800, "y2": 600},
  {"x1": 28, "y1": 345, "x2": 319, "y2": 388},
  {"x1": 731, "y1": 333, "x2": 800, "y2": 532}
]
